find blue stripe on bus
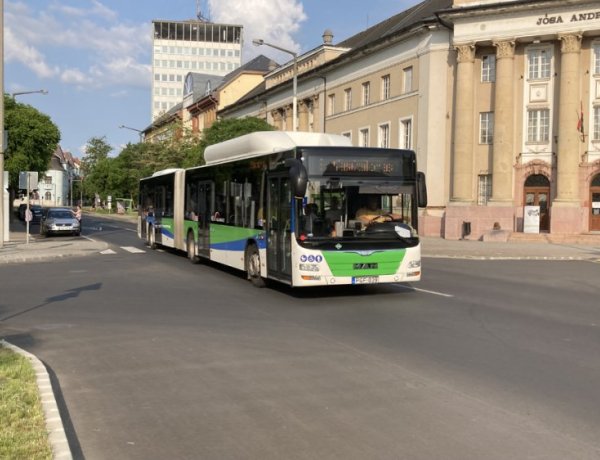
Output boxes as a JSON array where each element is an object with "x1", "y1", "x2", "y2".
[{"x1": 161, "y1": 228, "x2": 174, "y2": 239}]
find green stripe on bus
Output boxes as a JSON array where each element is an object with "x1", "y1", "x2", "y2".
[
  {"x1": 323, "y1": 250, "x2": 406, "y2": 277},
  {"x1": 210, "y1": 224, "x2": 260, "y2": 243}
]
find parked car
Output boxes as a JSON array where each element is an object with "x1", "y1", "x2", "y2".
[
  {"x1": 40, "y1": 207, "x2": 81, "y2": 237},
  {"x1": 17, "y1": 203, "x2": 43, "y2": 222}
]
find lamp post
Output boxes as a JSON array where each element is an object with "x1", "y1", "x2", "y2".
[
  {"x1": 119, "y1": 124, "x2": 143, "y2": 142},
  {"x1": 11, "y1": 89, "x2": 48, "y2": 99},
  {"x1": 1, "y1": 0, "x2": 5, "y2": 247},
  {"x1": 252, "y1": 38, "x2": 298, "y2": 132}
]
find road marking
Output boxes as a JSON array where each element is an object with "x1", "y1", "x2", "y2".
[
  {"x1": 100, "y1": 249, "x2": 116, "y2": 255},
  {"x1": 82, "y1": 235, "x2": 96, "y2": 242},
  {"x1": 121, "y1": 246, "x2": 146, "y2": 254},
  {"x1": 393, "y1": 284, "x2": 454, "y2": 298}
]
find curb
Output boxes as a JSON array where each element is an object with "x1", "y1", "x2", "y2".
[{"x1": 1, "y1": 340, "x2": 73, "y2": 460}]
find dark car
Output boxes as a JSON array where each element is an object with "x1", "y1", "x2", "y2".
[
  {"x1": 40, "y1": 207, "x2": 81, "y2": 237},
  {"x1": 17, "y1": 204, "x2": 43, "y2": 223}
]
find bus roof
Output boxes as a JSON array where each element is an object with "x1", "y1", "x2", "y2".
[{"x1": 203, "y1": 131, "x2": 353, "y2": 166}]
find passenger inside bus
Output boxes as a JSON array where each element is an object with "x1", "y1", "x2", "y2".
[{"x1": 303, "y1": 203, "x2": 324, "y2": 236}]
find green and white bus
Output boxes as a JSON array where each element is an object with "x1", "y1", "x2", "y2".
[{"x1": 138, "y1": 131, "x2": 427, "y2": 287}]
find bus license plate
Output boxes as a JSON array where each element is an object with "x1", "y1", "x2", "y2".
[{"x1": 352, "y1": 276, "x2": 379, "y2": 284}]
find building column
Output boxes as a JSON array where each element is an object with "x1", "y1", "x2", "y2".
[
  {"x1": 556, "y1": 33, "x2": 582, "y2": 203},
  {"x1": 451, "y1": 44, "x2": 476, "y2": 203},
  {"x1": 298, "y1": 99, "x2": 310, "y2": 132},
  {"x1": 552, "y1": 33, "x2": 583, "y2": 233},
  {"x1": 490, "y1": 40, "x2": 515, "y2": 204},
  {"x1": 271, "y1": 109, "x2": 283, "y2": 130}
]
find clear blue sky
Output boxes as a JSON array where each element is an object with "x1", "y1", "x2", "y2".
[{"x1": 5, "y1": 0, "x2": 419, "y2": 158}]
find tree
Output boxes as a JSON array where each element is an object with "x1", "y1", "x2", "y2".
[
  {"x1": 184, "y1": 117, "x2": 274, "y2": 168},
  {"x1": 81, "y1": 136, "x2": 112, "y2": 174},
  {"x1": 3, "y1": 94, "x2": 61, "y2": 191},
  {"x1": 200, "y1": 117, "x2": 274, "y2": 149},
  {"x1": 80, "y1": 136, "x2": 113, "y2": 204}
]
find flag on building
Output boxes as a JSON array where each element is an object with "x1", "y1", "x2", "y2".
[{"x1": 577, "y1": 101, "x2": 585, "y2": 141}]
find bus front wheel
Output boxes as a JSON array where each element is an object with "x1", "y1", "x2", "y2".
[
  {"x1": 148, "y1": 225, "x2": 157, "y2": 250},
  {"x1": 187, "y1": 232, "x2": 200, "y2": 264},
  {"x1": 246, "y1": 245, "x2": 265, "y2": 288}
]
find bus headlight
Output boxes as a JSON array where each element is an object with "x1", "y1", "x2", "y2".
[
  {"x1": 407, "y1": 260, "x2": 421, "y2": 269},
  {"x1": 299, "y1": 263, "x2": 320, "y2": 272}
]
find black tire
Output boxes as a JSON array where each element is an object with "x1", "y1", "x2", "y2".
[
  {"x1": 246, "y1": 244, "x2": 265, "y2": 288},
  {"x1": 187, "y1": 232, "x2": 200, "y2": 264}
]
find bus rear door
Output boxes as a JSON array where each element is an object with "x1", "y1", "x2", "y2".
[{"x1": 197, "y1": 181, "x2": 213, "y2": 257}]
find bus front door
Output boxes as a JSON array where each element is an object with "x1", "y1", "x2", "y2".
[
  {"x1": 267, "y1": 175, "x2": 292, "y2": 281},
  {"x1": 197, "y1": 181, "x2": 212, "y2": 257}
]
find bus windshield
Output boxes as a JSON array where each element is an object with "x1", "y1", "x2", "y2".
[{"x1": 295, "y1": 178, "x2": 418, "y2": 242}]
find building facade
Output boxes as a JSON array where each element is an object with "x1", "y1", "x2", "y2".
[
  {"x1": 151, "y1": 20, "x2": 243, "y2": 120},
  {"x1": 219, "y1": 0, "x2": 600, "y2": 239},
  {"x1": 39, "y1": 146, "x2": 81, "y2": 207},
  {"x1": 440, "y1": 0, "x2": 600, "y2": 238}
]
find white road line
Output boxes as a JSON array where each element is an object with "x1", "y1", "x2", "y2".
[
  {"x1": 121, "y1": 246, "x2": 146, "y2": 254},
  {"x1": 100, "y1": 249, "x2": 117, "y2": 255},
  {"x1": 82, "y1": 235, "x2": 96, "y2": 242},
  {"x1": 393, "y1": 284, "x2": 454, "y2": 298}
]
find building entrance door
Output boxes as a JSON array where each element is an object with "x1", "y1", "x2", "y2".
[
  {"x1": 590, "y1": 174, "x2": 600, "y2": 231},
  {"x1": 524, "y1": 174, "x2": 550, "y2": 232}
]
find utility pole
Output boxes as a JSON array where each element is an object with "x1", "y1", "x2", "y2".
[{"x1": 1, "y1": 0, "x2": 6, "y2": 247}]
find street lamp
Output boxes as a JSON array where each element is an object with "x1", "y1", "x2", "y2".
[
  {"x1": 253, "y1": 38, "x2": 298, "y2": 131},
  {"x1": 119, "y1": 124, "x2": 143, "y2": 142},
  {"x1": 11, "y1": 89, "x2": 48, "y2": 99}
]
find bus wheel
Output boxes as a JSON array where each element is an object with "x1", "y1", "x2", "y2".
[
  {"x1": 246, "y1": 244, "x2": 265, "y2": 288},
  {"x1": 187, "y1": 232, "x2": 200, "y2": 264},
  {"x1": 148, "y1": 225, "x2": 157, "y2": 250}
]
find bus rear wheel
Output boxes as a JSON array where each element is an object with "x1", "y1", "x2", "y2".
[
  {"x1": 187, "y1": 232, "x2": 200, "y2": 264},
  {"x1": 246, "y1": 244, "x2": 265, "y2": 288}
]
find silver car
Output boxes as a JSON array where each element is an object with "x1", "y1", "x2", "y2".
[{"x1": 40, "y1": 207, "x2": 81, "y2": 237}]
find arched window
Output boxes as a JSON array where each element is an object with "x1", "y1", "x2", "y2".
[
  {"x1": 591, "y1": 174, "x2": 600, "y2": 187},
  {"x1": 525, "y1": 174, "x2": 550, "y2": 187}
]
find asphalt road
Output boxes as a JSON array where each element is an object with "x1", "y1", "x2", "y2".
[{"x1": 1, "y1": 215, "x2": 599, "y2": 459}]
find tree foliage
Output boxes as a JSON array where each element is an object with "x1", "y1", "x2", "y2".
[
  {"x1": 80, "y1": 117, "x2": 274, "y2": 205},
  {"x1": 3, "y1": 94, "x2": 61, "y2": 190},
  {"x1": 199, "y1": 117, "x2": 274, "y2": 150}
]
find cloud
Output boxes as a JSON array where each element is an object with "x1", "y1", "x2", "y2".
[
  {"x1": 5, "y1": 1, "x2": 150, "y2": 89},
  {"x1": 4, "y1": 20, "x2": 59, "y2": 79},
  {"x1": 49, "y1": 0, "x2": 118, "y2": 21},
  {"x1": 208, "y1": 0, "x2": 306, "y2": 62},
  {"x1": 60, "y1": 68, "x2": 94, "y2": 86}
]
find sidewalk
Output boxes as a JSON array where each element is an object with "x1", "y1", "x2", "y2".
[
  {"x1": 0, "y1": 214, "x2": 109, "y2": 265},
  {"x1": 420, "y1": 236, "x2": 600, "y2": 261}
]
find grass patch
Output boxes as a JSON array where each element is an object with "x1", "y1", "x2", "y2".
[{"x1": 0, "y1": 346, "x2": 53, "y2": 460}]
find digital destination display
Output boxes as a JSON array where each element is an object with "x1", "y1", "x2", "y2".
[{"x1": 304, "y1": 151, "x2": 413, "y2": 178}]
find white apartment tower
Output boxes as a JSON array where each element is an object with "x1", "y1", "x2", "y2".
[{"x1": 151, "y1": 20, "x2": 243, "y2": 120}]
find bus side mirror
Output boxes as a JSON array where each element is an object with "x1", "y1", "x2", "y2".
[
  {"x1": 287, "y1": 159, "x2": 308, "y2": 198},
  {"x1": 417, "y1": 171, "x2": 428, "y2": 208}
]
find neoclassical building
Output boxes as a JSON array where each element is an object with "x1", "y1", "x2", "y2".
[
  {"x1": 440, "y1": 0, "x2": 600, "y2": 238},
  {"x1": 220, "y1": 0, "x2": 600, "y2": 239}
]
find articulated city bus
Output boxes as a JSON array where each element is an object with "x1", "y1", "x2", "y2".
[{"x1": 138, "y1": 131, "x2": 427, "y2": 287}]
